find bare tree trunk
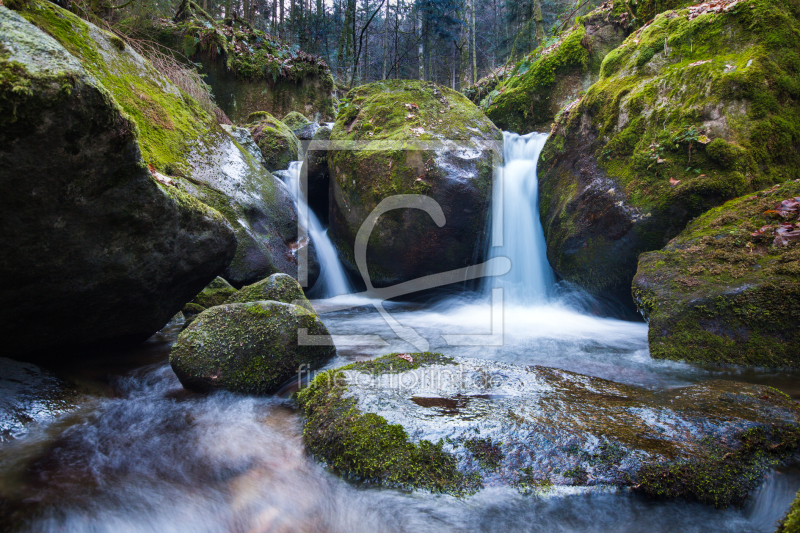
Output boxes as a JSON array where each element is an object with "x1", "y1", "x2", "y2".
[
  {"x1": 459, "y1": 1, "x2": 469, "y2": 90},
  {"x1": 470, "y1": 0, "x2": 476, "y2": 84},
  {"x1": 416, "y1": 10, "x2": 424, "y2": 80},
  {"x1": 533, "y1": 0, "x2": 544, "y2": 48},
  {"x1": 382, "y1": 0, "x2": 389, "y2": 79}
]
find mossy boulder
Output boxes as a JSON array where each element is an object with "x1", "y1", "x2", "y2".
[
  {"x1": 0, "y1": 4, "x2": 238, "y2": 359},
  {"x1": 539, "y1": 0, "x2": 800, "y2": 305},
  {"x1": 247, "y1": 112, "x2": 300, "y2": 172},
  {"x1": 298, "y1": 353, "x2": 800, "y2": 503},
  {"x1": 632, "y1": 180, "x2": 800, "y2": 367},
  {"x1": 778, "y1": 489, "x2": 800, "y2": 532},
  {"x1": 170, "y1": 301, "x2": 335, "y2": 394},
  {"x1": 300, "y1": 124, "x2": 331, "y2": 222},
  {"x1": 152, "y1": 5, "x2": 335, "y2": 124},
  {"x1": 189, "y1": 276, "x2": 238, "y2": 308},
  {"x1": 328, "y1": 80, "x2": 502, "y2": 287},
  {"x1": 282, "y1": 110, "x2": 311, "y2": 132},
  {"x1": 484, "y1": 4, "x2": 628, "y2": 133},
  {"x1": 226, "y1": 273, "x2": 313, "y2": 312}
]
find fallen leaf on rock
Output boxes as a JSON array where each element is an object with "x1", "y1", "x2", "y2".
[
  {"x1": 688, "y1": 59, "x2": 712, "y2": 67},
  {"x1": 751, "y1": 225, "x2": 773, "y2": 238},
  {"x1": 669, "y1": 177, "x2": 681, "y2": 186},
  {"x1": 774, "y1": 225, "x2": 800, "y2": 246},
  {"x1": 397, "y1": 354, "x2": 414, "y2": 363}
]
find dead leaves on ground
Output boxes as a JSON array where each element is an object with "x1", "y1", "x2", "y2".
[{"x1": 750, "y1": 196, "x2": 800, "y2": 247}]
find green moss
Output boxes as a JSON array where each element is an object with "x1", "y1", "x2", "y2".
[
  {"x1": 632, "y1": 180, "x2": 800, "y2": 367},
  {"x1": 777, "y1": 489, "x2": 800, "y2": 532},
  {"x1": 247, "y1": 111, "x2": 299, "y2": 171},
  {"x1": 227, "y1": 272, "x2": 313, "y2": 311},
  {"x1": 636, "y1": 425, "x2": 800, "y2": 507},
  {"x1": 464, "y1": 437, "x2": 504, "y2": 471},
  {"x1": 296, "y1": 352, "x2": 478, "y2": 495},
  {"x1": 282, "y1": 110, "x2": 310, "y2": 130},
  {"x1": 16, "y1": 0, "x2": 217, "y2": 173},
  {"x1": 190, "y1": 276, "x2": 237, "y2": 308},
  {"x1": 538, "y1": 0, "x2": 800, "y2": 300}
]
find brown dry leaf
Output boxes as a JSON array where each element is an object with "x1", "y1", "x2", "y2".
[
  {"x1": 669, "y1": 177, "x2": 681, "y2": 186},
  {"x1": 397, "y1": 354, "x2": 414, "y2": 363}
]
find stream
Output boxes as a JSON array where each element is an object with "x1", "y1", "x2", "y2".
[{"x1": 1, "y1": 132, "x2": 799, "y2": 532}]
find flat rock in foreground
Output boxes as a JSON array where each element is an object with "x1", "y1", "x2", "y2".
[{"x1": 298, "y1": 353, "x2": 800, "y2": 506}]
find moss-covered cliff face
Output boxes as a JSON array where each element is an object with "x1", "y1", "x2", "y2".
[
  {"x1": 0, "y1": 3, "x2": 238, "y2": 359},
  {"x1": 539, "y1": 0, "x2": 800, "y2": 304},
  {"x1": 633, "y1": 181, "x2": 800, "y2": 367},
  {"x1": 328, "y1": 80, "x2": 501, "y2": 287},
  {"x1": 152, "y1": 2, "x2": 335, "y2": 123},
  {"x1": 483, "y1": 4, "x2": 629, "y2": 133}
]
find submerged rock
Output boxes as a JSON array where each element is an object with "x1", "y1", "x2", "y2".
[
  {"x1": 538, "y1": 0, "x2": 800, "y2": 304},
  {"x1": 485, "y1": 4, "x2": 627, "y2": 133},
  {"x1": 0, "y1": 4, "x2": 237, "y2": 359},
  {"x1": 226, "y1": 273, "x2": 313, "y2": 311},
  {"x1": 170, "y1": 301, "x2": 335, "y2": 394},
  {"x1": 633, "y1": 180, "x2": 800, "y2": 367},
  {"x1": 297, "y1": 353, "x2": 800, "y2": 504},
  {"x1": 328, "y1": 80, "x2": 502, "y2": 287},
  {"x1": 0, "y1": 357, "x2": 78, "y2": 442},
  {"x1": 246, "y1": 111, "x2": 300, "y2": 172}
]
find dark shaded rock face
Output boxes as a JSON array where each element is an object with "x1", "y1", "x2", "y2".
[
  {"x1": 0, "y1": 357, "x2": 78, "y2": 442},
  {"x1": 538, "y1": 0, "x2": 800, "y2": 305},
  {"x1": 485, "y1": 4, "x2": 627, "y2": 133},
  {"x1": 328, "y1": 80, "x2": 502, "y2": 287},
  {"x1": 301, "y1": 124, "x2": 331, "y2": 223},
  {"x1": 0, "y1": 6, "x2": 237, "y2": 360},
  {"x1": 227, "y1": 273, "x2": 313, "y2": 311},
  {"x1": 633, "y1": 181, "x2": 800, "y2": 368},
  {"x1": 298, "y1": 353, "x2": 800, "y2": 505},
  {"x1": 170, "y1": 301, "x2": 335, "y2": 394}
]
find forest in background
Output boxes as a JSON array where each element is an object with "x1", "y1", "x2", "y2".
[{"x1": 75, "y1": 0, "x2": 592, "y2": 90}]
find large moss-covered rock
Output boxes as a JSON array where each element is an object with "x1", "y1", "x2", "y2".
[
  {"x1": 0, "y1": 3, "x2": 238, "y2": 359},
  {"x1": 152, "y1": 3, "x2": 335, "y2": 123},
  {"x1": 300, "y1": 124, "x2": 331, "y2": 222},
  {"x1": 246, "y1": 111, "x2": 300, "y2": 172},
  {"x1": 226, "y1": 272, "x2": 313, "y2": 311},
  {"x1": 328, "y1": 80, "x2": 502, "y2": 287},
  {"x1": 298, "y1": 353, "x2": 800, "y2": 504},
  {"x1": 484, "y1": 4, "x2": 628, "y2": 133},
  {"x1": 539, "y1": 0, "x2": 800, "y2": 304},
  {"x1": 633, "y1": 180, "x2": 800, "y2": 367},
  {"x1": 170, "y1": 301, "x2": 335, "y2": 394}
]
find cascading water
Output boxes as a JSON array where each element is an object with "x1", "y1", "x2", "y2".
[
  {"x1": 276, "y1": 161, "x2": 353, "y2": 298},
  {"x1": 485, "y1": 131, "x2": 556, "y2": 304}
]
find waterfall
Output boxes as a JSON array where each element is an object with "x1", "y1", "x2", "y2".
[
  {"x1": 277, "y1": 161, "x2": 353, "y2": 298},
  {"x1": 485, "y1": 131, "x2": 556, "y2": 304}
]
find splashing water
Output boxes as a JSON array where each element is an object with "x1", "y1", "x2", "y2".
[{"x1": 276, "y1": 162, "x2": 353, "y2": 298}]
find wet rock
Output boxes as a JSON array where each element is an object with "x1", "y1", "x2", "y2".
[
  {"x1": 246, "y1": 112, "x2": 300, "y2": 172},
  {"x1": 538, "y1": 0, "x2": 800, "y2": 305},
  {"x1": 0, "y1": 358, "x2": 78, "y2": 442},
  {"x1": 633, "y1": 181, "x2": 800, "y2": 367},
  {"x1": 176, "y1": 125, "x2": 319, "y2": 288},
  {"x1": 485, "y1": 4, "x2": 627, "y2": 133},
  {"x1": 170, "y1": 301, "x2": 335, "y2": 394},
  {"x1": 328, "y1": 80, "x2": 502, "y2": 287},
  {"x1": 189, "y1": 277, "x2": 238, "y2": 308},
  {"x1": 0, "y1": 4, "x2": 237, "y2": 360},
  {"x1": 226, "y1": 273, "x2": 313, "y2": 311},
  {"x1": 298, "y1": 353, "x2": 800, "y2": 504},
  {"x1": 300, "y1": 124, "x2": 332, "y2": 223}
]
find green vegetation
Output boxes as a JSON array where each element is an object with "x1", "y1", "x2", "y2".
[
  {"x1": 633, "y1": 180, "x2": 800, "y2": 367},
  {"x1": 296, "y1": 353, "x2": 479, "y2": 495},
  {"x1": 538, "y1": 0, "x2": 800, "y2": 301},
  {"x1": 246, "y1": 111, "x2": 300, "y2": 171}
]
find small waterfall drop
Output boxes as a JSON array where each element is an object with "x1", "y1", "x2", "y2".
[
  {"x1": 486, "y1": 131, "x2": 556, "y2": 304},
  {"x1": 277, "y1": 161, "x2": 353, "y2": 298}
]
